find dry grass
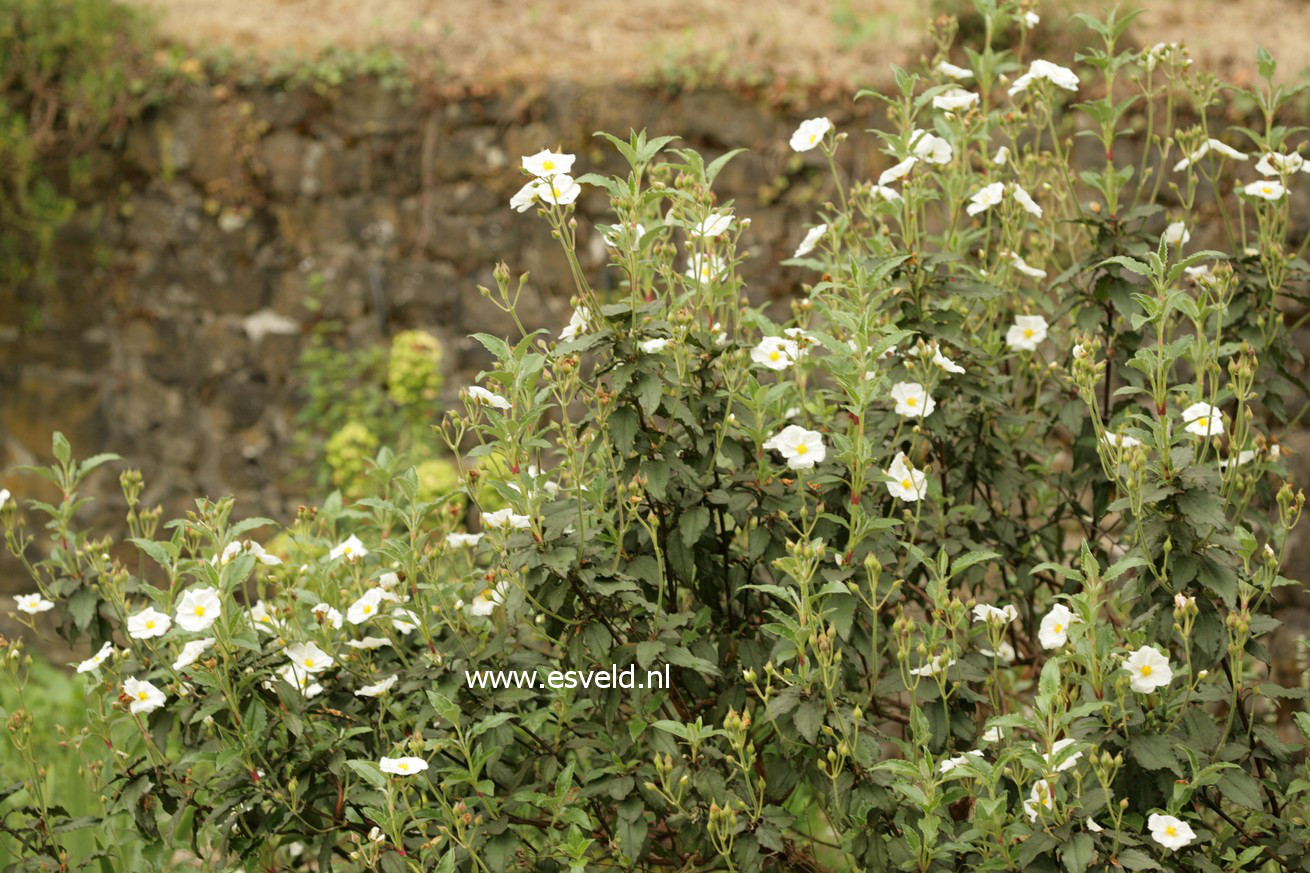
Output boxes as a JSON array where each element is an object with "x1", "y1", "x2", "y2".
[{"x1": 121, "y1": 0, "x2": 1309, "y2": 87}]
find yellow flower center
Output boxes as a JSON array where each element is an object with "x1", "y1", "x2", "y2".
[
  {"x1": 1196, "y1": 417, "x2": 1208, "y2": 428},
  {"x1": 1053, "y1": 623, "x2": 1063, "y2": 633},
  {"x1": 906, "y1": 396, "x2": 918, "y2": 407},
  {"x1": 901, "y1": 478, "x2": 913, "y2": 490},
  {"x1": 397, "y1": 762, "x2": 409, "y2": 772},
  {"x1": 542, "y1": 160, "x2": 554, "y2": 171},
  {"x1": 137, "y1": 691, "x2": 148, "y2": 700},
  {"x1": 1140, "y1": 664, "x2": 1152, "y2": 677},
  {"x1": 552, "y1": 186, "x2": 563, "y2": 198},
  {"x1": 809, "y1": 134, "x2": 817, "y2": 143},
  {"x1": 795, "y1": 444, "x2": 808, "y2": 455},
  {"x1": 304, "y1": 659, "x2": 315, "y2": 668},
  {"x1": 362, "y1": 605, "x2": 372, "y2": 614},
  {"x1": 768, "y1": 351, "x2": 780, "y2": 362},
  {"x1": 480, "y1": 588, "x2": 494, "y2": 601},
  {"x1": 1165, "y1": 825, "x2": 1177, "y2": 837},
  {"x1": 194, "y1": 606, "x2": 205, "y2": 616},
  {"x1": 1023, "y1": 328, "x2": 1035, "y2": 338},
  {"x1": 145, "y1": 620, "x2": 155, "y2": 629}
]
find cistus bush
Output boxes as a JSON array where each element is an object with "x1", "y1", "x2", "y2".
[{"x1": 5, "y1": 3, "x2": 1310, "y2": 871}]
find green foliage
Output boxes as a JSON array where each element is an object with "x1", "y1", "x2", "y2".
[
  {"x1": 5, "y1": 2, "x2": 1310, "y2": 871},
  {"x1": 0, "y1": 0, "x2": 163, "y2": 286}
]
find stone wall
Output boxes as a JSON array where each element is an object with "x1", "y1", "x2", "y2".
[{"x1": 0, "y1": 79, "x2": 872, "y2": 542}]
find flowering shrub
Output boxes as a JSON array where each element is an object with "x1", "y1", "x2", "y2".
[{"x1": 6, "y1": 4, "x2": 1310, "y2": 871}]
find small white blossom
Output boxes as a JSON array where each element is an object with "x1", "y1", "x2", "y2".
[
  {"x1": 1174, "y1": 139, "x2": 1248, "y2": 171},
  {"x1": 1038, "y1": 604, "x2": 1077, "y2": 649},
  {"x1": 910, "y1": 129, "x2": 953, "y2": 164},
  {"x1": 250, "y1": 600, "x2": 282, "y2": 634},
  {"x1": 878, "y1": 156, "x2": 917, "y2": 185},
  {"x1": 1148, "y1": 814, "x2": 1196, "y2": 850},
  {"x1": 1256, "y1": 152, "x2": 1307, "y2": 176},
  {"x1": 1006, "y1": 315, "x2": 1048, "y2": 351},
  {"x1": 471, "y1": 581, "x2": 507, "y2": 616},
  {"x1": 329, "y1": 534, "x2": 369, "y2": 562},
  {"x1": 311, "y1": 603, "x2": 343, "y2": 629},
  {"x1": 347, "y1": 588, "x2": 394, "y2": 625},
  {"x1": 640, "y1": 338, "x2": 671, "y2": 354},
  {"x1": 890, "y1": 381, "x2": 936, "y2": 418},
  {"x1": 446, "y1": 532, "x2": 484, "y2": 548},
  {"x1": 1007, "y1": 251, "x2": 1047, "y2": 278},
  {"x1": 390, "y1": 608, "x2": 420, "y2": 634},
  {"x1": 1163, "y1": 221, "x2": 1190, "y2": 246},
  {"x1": 972, "y1": 604, "x2": 1019, "y2": 625},
  {"x1": 274, "y1": 664, "x2": 322, "y2": 698},
  {"x1": 909, "y1": 654, "x2": 955, "y2": 677},
  {"x1": 0, "y1": 488, "x2": 9, "y2": 510},
  {"x1": 346, "y1": 636, "x2": 391, "y2": 650},
  {"x1": 936, "y1": 60, "x2": 973, "y2": 79},
  {"x1": 763, "y1": 426, "x2": 826, "y2": 470},
  {"x1": 1242, "y1": 179, "x2": 1286, "y2": 201},
  {"x1": 533, "y1": 175, "x2": 582, "y2": 206},
  {"x1": 77, "y1": 641, "x2": 114, "y2": 674},
  {"x1": 885, "y1": 452, "x2": 928, "y2": 502},
  {"x1": 1012, "y1": 185, "x2": 1043, "y2": 217},
  {"x1": 793, "y1": 224, "x2": 827, "y2": 258},
  {"x1": 124, "y1": 677, "x2": 167, "y2": 715},
  {"x1": 751, "y1": 336, "x2": 801, "y2": 371},
  {"x1": 689, "y1": 212, "x2": 733, "y2": 238},
  {"x1": 510, "y1": 181, "x2": 539, "y2": 213},
  {"x1": 1102, "y1": 432, "x2": 1143, "y2": 450},
  {"x1": 1124, "y1": 646, "x2": 1173, "y2": 693},
  {"x1": 466, "y1": 386, "x2": 511, "y2": 411},
  {"x1": 933, "y1": 88, "x2": 979, "y2": 112},
  {"x1": 1038, "y1": 738, "x2": 1084, "y2": 773},
  {"x1": 356, "y1": 675, "x2": 399, "y2": 698},
  {"x1": 14, "y1": 593, "x2": 55, "y2": 615},
  {"x1": 870, "y1": 184, "x2": 902, "y2": 201},
  {"x1": 789, "y1": 117, "x2": 832, "y2": 152},
  {"x1": 1024, "y1": 780, "x2": 1056, "y2": 821},
  {"x1": 285, "y1": 641, "x2": 334, "y2": 674},
  {"x1": 482, "y1": 509, "x2": 531, "y2": 530},
  {"x1": 1181, "y1": 402, "x2": 1224, "y2": 437},
  {"x1": 559, "y1": 307, "x2": 589, "y2": 342},
  {"x1": 993, "y1": 145, "x2": 1010, "y2": 166},
  {"x1": 127, "y1": 606, "x2": 171, "y2": 639},
  {"x1": 175, "y1": 586, "x2": 221, "y2": 633},
  {"x1": 380, "y1": 756, "x2": 429, "y2": 776},
  {"x1": 980, "y1": 641, "x2": 1016, "y2": 663},
  {"x1": 1022, "y1": 10, "x2": 1040, "y2": 27},
  {"x1": 939, "y1": 750, "x2": 984, "y2": 774},
  {"x1": 685, "y1": 253, "x2": 727, "y2": 284},
  {"x1": 172, "y1": 637, "x2": 214, "y2": 671},
  {"x1": 967, "y1": 182, "x2": 1005, "y2": 216},
  {"x1": 521, "y1": 149, "x2": 575, "y2": 178},
  {"x1": 1009, "y1": 59, "x2": 1079, "y2": 96}
]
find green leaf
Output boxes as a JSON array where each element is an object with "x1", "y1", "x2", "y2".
[
  {"x1": 1129, "y1": 733, "x2": 1180, "y2": 774},
  {"x1": 678, "y1": 505, "x2": 711, "y2": 548},
  {"x1": 793, "y1": 699, "x2": 824, "y2": 743},
  {"x1": 1060, "y1": 833, "x2": 1093, "y2": 873},
  {"x1": 1217, "y1": 769, "x2": 1265, "y2": 811},
  {"x1": 345, "y1": 759, "x2": 388, "y2": 791}
]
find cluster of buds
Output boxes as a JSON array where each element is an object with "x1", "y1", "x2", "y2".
[
  {"x1": 706, "y1": 801, "x2": 740, "y2": 858},
  {"x1": 1172, "y1": 591, "x2": 1199, "y2": 640}
]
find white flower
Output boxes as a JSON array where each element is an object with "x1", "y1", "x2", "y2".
[
  {"x1": 329, "y1": 534, "x2": 369, "y2": 562},
  {"x1": 789, "y1": 117, "x2": 832, "y2": 152},
  {"x1": 127, "y1": 606, "x2": 171, "y2": 639},
  {"x1": 1124, "y1": 646, "x2": 1174, "y2": 693},
  {"x1": 1144, "y1": 42, "x2": 1182, "y2": 72},
  {"x1": 379, "y1": 756, "x2": 429, "y2": 776},
  {"x1": 390, "y1": 608, "x2": 420, "y2": 634},
  {"x1": 175, "y1": 586, "x2": 221, "y2": 633},
  {"x1": 1174, "y1": 139, "x2": 1249, "y2": 171},
  {"x1": 356, "y1": 675, "x2": 398, "y2": 698},
  {"x1": 1007, "y1": 251, "x2": 1047, "y2": 278},
  {"x1": 533, "y1": 175, "x2": 582, "y2": 206},
  {"x1": 890, "y1": 382, "x2": 936, "y2": 418},
  {"x1": 471, "y1": 581, "x2": 507, "y2": 616},
  {"x1": 347, "y1": 588, "x2": 391, "y2": 625},
  {"x1": 559, "y1": 307, "x2": 589, "y2": 342},
  {"x1": 979, "y1": 641, "x2": 1016, "y2": 663},
  {"x1": 285, "y1": 641, "x2": 334, "y2": 674},
  {"x1": 172, "y1": 637, "x2": 214, "y2": 671},
  {"x1": 521, "y1": 149, "x2": 575, "y2": 178},
  {"x1": 311, "y1": 603, "x2": 343, "y2": 629},
  {"x1": 77, "y1": 641, "x2": 114, "y2": 674},
  {"x1": 1174, "y1": 592, "x2": 1196, "y2": 611},
  {"x1": 1256, "y1": 152, "x2": 1307, "y2": 176},
  {"x1": 274, "y1": 663, "x2": 322, "y2": 698},
  {"x1": 1022, "y1": 10, "x2": 1040, "y2": 27},
  {"x1": 1038, "y1": 738, "x2": 1084, "y2": 773},
  {"x1": 909, "y1": 654, "x2": 955, "y2": 677},
  {"x1": 933, "y1": 88, "x2": 979, "y2": 112},
  {"x1": 446, "y1": 532, "x2": 484, "y2": 548},
  {"x1": 14, "y1": 593, "x2": 55, "y2": 615},
  {"x1": 1101, "y1": 432, "x2": 1143, "y2": 449},
  {"x1": 885, "y1": 452, "x2": 928, "y2": 502},
  {"x1": 249, "y1": 600, "x2": 282, "y2": 634},
  {"x1": 972, "y1": 604, "x2": 1019, "y2": 625},
  {"x1": 1006, "y1": 315, "x2": 1048, "y2": 351},
  {"x1": 993, "y1": 145, "x2": 1010, "y2": 166},
  {"x1": 1012, "y1": 185, "x2": 1042, "y2": 217},
  {"x1": 379, "y1": 572, "x2": 400, "y2": 588},
  {"x1": 640, "y1": 338, "x2": 671, "y2": 354},
  {"x1": 793, "y1": 224, "x2": 827, "y2": 258},
  {"x1": 213, "y1": 539, "x2": 281, "y2": 567},
  {"x1": 467, "y1": 385, "x2": 511, "y2": 411},
  {"x1": 510, "y1": 181, "x2": 539, "y2": 213},
  {"x1": 870, "y1": 184, "x2": 902, "y2": 201},
  {"x1": 1009, "y1": 59, "x2": 1080, "y2": 96},
  {"x1": 1163, "y1": 221, "x2": 1190, "y2": 246},
  {"x1": 1148, "y1": 814, "x2": 1196, "y2": 850},
  {"x1": 482, "y1": 508, "x2": 531, "y2": 530},
  {"x1": 981, "y1": 725, "x2": 1004, "y2": 742},
  {"x1": 967, "y1": 182, "x2": 1005, "y2": 216},
  {"x1": 685, "y1": 253, "x2": 728, "y2": 285},
  {"x1": 346, "y1": 636, "x2": 391, "y2": 650},
  {"x1": 1087, "y1": 818, "x2": 1104, "y2": 833},
  {"x1": 907, "y1": 342, "x2": 966, "y2": 375},
  {"x1": 763, "y1": 425, "x2": 826, "y2": 470},
  {"x1": 689, "y1": 212, "x2": 733, "y2": 238},
  {"x1": 936, "y1": 60, "x2": 973, "y2": 79},
  {"x1": 1024, "y1": 780, "x2": 1056, "y2": 821},
  {"x1": 0, "y1": 488, "x2": 9, "y2": 510},
  {"x1": 1219, "y1": 449, "x2": 1257, "y2": 470},
  {"x1": 939, "y1": 750, "x2": 984, "y2": 774},
  {"x1": 1182, "y1": 402, "x2": 1224, "y2": 437},
  {"x1": 368, "y1": 827, "x2": 386, "y2": 843},
  {"x1": 751, "y1": 336, "x2": 801, "y2": 371},
  {"x1": 603, "y1": 222, "x2": 646, "y2": 250},
  {"x1": 878, "y1": 156, "x2": 917, "y2": 185},
  {"x1": 910, "y1": 129, "x2": 953, "y2": 164},
  {"x1": 1038, "y1": 604, "x2": 1076, "y2": 649},
  {"x1": 1242, "y1": 179, "x2": 1286, "y2": 201},
  {"x1": 124, "y1": 677, "x2": 167, "y2": 715}
]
